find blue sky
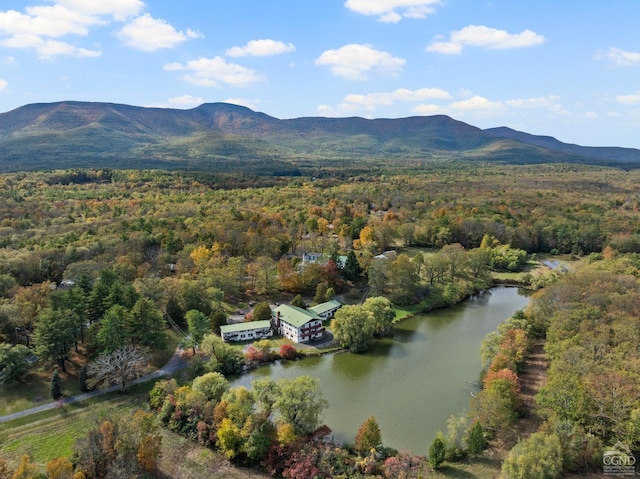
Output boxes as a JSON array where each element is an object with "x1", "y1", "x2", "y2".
[{"x1": 1, "y1": 1, "x2": 639, "y2": 148}]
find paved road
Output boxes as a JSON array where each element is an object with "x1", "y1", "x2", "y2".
[{"x1": 0, "y1": 348, "x2": 186, "y2": 424}]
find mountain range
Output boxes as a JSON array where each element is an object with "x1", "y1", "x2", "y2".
[{"x1": 0, "y1": 101, "x2": 638, "y2": 174}]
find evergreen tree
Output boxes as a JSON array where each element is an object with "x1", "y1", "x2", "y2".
[
  {"x1": 79, "y1": 364, "x2": 90, "y2": 392},
  {"x1": 50, "y1": 369, "x2": 62, "y2": 400},
  {"x1": 428, "y1": 434, "x2": 447, "y2": 469},
  {"x1": 343, "y1": 250, "x2": 362, "y2": 281},
  {"x1": 209, "y1": 307, "x2": 227, "y2": 336}
]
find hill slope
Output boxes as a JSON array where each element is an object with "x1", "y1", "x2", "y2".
[{"x1": 0, "y1": 101, "x2": 638, "y2": 173}]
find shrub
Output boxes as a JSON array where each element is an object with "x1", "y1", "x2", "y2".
[{"x1": 279, "y1": 343, "x2": 298, "y2": 360}]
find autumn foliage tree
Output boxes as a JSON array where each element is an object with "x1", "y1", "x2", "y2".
[{"x1": 354, "y1": 416, "x2": 382, "y2": 455}]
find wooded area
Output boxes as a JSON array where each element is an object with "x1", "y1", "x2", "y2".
[{"x1": 1, "y1": 162, "x2": 640, "y2": 477}]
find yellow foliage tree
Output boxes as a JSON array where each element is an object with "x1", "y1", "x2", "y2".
[
  {"x1": 45, "y1": 457, "x2": 73, "y2": 479},
  {"x1": 190, "y1": 245, "x2": 211, "y2": 265},
  {"x1": 11, "y1": 455, "x2": 39, "y2": 479}
]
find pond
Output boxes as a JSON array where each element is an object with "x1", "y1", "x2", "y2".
[{"x1": 231, "y1": 286, "x2": 530, "y2": 453}]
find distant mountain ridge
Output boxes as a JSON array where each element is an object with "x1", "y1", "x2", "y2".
[{"x1": 0, "y1": 101, "x2": 638, "y2": 173}]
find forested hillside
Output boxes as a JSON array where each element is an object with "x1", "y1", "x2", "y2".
[{"x1": 1, "y1": 101, "x2": 640, "y2": 172}]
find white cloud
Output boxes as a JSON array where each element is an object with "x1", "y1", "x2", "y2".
[
  {"x1": 164, "y1": 57, "x2": 264, "y2": 87},
  {"x1": 226, "y1": 39, "x2": 295, "y2": 57},
  {"x1": 412, "y1": 104, "x2": 447, "y2": 115},
  {"x1": 345, "y1": 0, "x2": 441, "y2": 23},
  {"x1": 315, "y1": 44, "x2": 405, "y2": 80},
  {"x1": 426, "y1": 25, "x2": 545, "y2": 54},
  {"x1": 0, "y1": 78, "x2": 7, "y2": 90},
  {"x1": 1, "y1": 33, "x2": 101, "y2": 58},
  {"x1": 55, "y1": 0, "x2": 144, "y2": 21},
  {"x1": 615, "y1": 92, "x2": 640, "y2": 104},
  {"x1": 116, "y1": 14, "x2": 193, "y2": 51},
  {"x1": 450, "y1": 95, "x2": 506, "y2": 112},
  {"x1": 167, "y1": 95, "x2": 204, "y2": 108},
  {"x1": 0, "y1": 6, "x2": 97, "y2": 38},
  {"x1": 595, "y1": 47, "x2": 640, "y2": 67},
  {"x1": 343, "y1": 87, "x2": 450, "y2": 110},
  {"x1": 0, "y1": 1, "x2": 191, "y2": 57}
]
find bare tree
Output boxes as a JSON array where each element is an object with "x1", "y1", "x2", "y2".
[{"x1": 87, "y1": 345, "x2": 148, "y2": 393}]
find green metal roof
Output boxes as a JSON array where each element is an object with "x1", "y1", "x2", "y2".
[
  {"x1": 274, "y1": 304, "x2": 321, "y2": 328},
  {"x1": 220, "y1": 320, "x2": 272, "y2": 334},
  {"x1": 308, "y1": 299, "x2": 342, "y2": 315}
]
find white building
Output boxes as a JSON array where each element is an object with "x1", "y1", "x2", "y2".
[
  {"x1": 273, "y1": 304, "x2": 324, "y2": 343},
  {"x1": 308, "y1": 299, "x2": 342, "y2": 320},
  {"x1": 220, "y1": 320, "x2": 273, "y2": 342}
]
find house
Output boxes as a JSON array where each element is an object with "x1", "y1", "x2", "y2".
[
  {"x1": 308, "y1": 299, "x2": 342, "y2": 321},
  {"x1": 302, "y1": 252, "x2": 347, "y2": 269},
  {"x1": 220, "y1": 320, "x2": 273, "y2": 342},
  {"x1": 273, "y1": 304, "x2": 325, "y2": 343}
]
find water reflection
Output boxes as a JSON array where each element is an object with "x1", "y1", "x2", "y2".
[{"x1": 230, "y1": 286, "x2": 529, "y2": 452}]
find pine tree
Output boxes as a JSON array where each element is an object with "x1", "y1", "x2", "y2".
[
  {"x1": 343, "y1": 250, "x2": 362, "y2": 281},
  {"x1": 79, "y1": 365, "x2": 90, "y2": 392},
  {"x1": 50, "y1": 369, "x2": 63, "y2": 400},
  {"x1": 428, "y1": 433, "x2": 446, "y2": 469}
]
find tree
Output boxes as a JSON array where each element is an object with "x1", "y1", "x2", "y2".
[
  {"x1": 87, "y1": 345, "x2": 148, "y2": 393},
  {"x1": 428, "y1": 434, "x2": 446, "y2": 469},
  {"x1": 275, "y1": 375, "x2": 328, "y2": 435},
  {"x1": 291, "y1": 294, "x2": 306, "y2": 309},
  {"x1": 33, "y1": 307, "x2": 77, "y2": 373},
  {"x1": 343, "y1": 250, "x2": 362, "y2": 281},
  {"x1": 389, "y1": 254, "x2": 419, "y2": 305},
  {"x1": 185, "y1": 309, "x2": 210, "y2": 353},
  {"x1": 192, "y1": 371, "x2": 229, "y2": 403},
  {"x1": 363, "y1": 296, "x2": 395, "y2": 336},
  {"x1": 252, "y1": 379, "x2": 281, "y2": 417},
  {"x1": 0, "y1": 344, "x2": 31, "y2": 383},
  {"x1": 11, "y1": 454, "x2": 39, "y2": 479},
  {"x1": 252, "y1": 302, "x2": 273, "y2": 322},
  {"x1": 467, "y1": 248, "x2": 491, "y2": 278},
  {"x1": 209, "y1": 307, "x2": 227, "y2": 336},
  {"x1": 331, "y1": 305, "x2": 374, "y2": 353},
  {"x1": 313, "y1": 282, "x2": 328, "y2": 304},
  {"x1": 367, "y1": 258, "x2": 388, "y2": 297},
  {"x1": 355, "y1": 416, "x2": 382, "y2": 455},
  {"x1": 441, "y1": 243, "x2": 467, "y2": 280},
  {"x1": 501, "y1": 432, "x2": 563, "y2": 479},
  {"x1": 128, "y1": 298, "x2": 167, "y2": 349},
  {"x1": 217, "y1": 417, "x2": 242, "y2": 459},
  {"x1": 279, "y1": 343, "x2": 298, "y2": 360},
  {"x1": 96, "y1": 305, "x2": 129, "y2": 353},
  {"x1": 50, "y1": 369, "x2": 63, "y2": 400},
  {"x1": 46, "y1": 456, "x2": 74, "y2": 479},
  {"x1": 466, "y1": 422, "x2": 487, "y2": 456}
]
